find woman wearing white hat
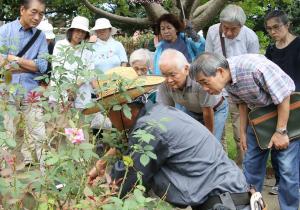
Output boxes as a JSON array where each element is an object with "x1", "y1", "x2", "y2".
[
  {"x1": 91, "y1": 18, "x2": 128, "y2": 73},
  {"x1": 50, "y1": 16, "x2": 95, "y2": 109}
]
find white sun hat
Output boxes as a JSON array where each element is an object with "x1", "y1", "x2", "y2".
[
  {"x1": 68, "y1": 16, "x2": 90, "y2": 33},
  {"x1": 91, "y1": 18, "x2": 118, "y2": 35},
  {"x1": 37, "y1": 20, "x2": 55, "y2": 39}
]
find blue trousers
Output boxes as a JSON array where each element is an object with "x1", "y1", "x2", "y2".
[{"x1": 243, "y1": 126, "x2": 300, "y2": 210}]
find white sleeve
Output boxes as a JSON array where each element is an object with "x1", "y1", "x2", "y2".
[{"x1": 205, "y1": 26, "x2": 214, "y2": 53}]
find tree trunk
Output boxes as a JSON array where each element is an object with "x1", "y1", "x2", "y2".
[{"x1": 192, "y1": 0, "x2": 227, "y2": 31}]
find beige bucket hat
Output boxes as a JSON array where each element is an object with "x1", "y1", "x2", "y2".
[
  {"x1": 68, "y1": 16, "x2": 90, "y2": 33},
  {"x1": 90, "y1": 18, "x2": 118, "y2": 35}
]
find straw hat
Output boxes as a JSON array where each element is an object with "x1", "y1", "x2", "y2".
[
  {"x1": 90, "y1": 18, "x2": 118, "y2": 35},
  {"x1": 82, "y1": 67, "x2": 165, "y2": 115},
  {"x1": 37, "y1": 20, "x2": 55, "y2": 39},
  {"x1": 68, "y1": 16, "x2": 90, "y2": 33}
]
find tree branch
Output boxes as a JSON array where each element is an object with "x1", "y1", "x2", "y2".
[
  {"x1": 81, "y1": 0, "x2": 151, "y2": 26},
  {"x1": 191, "y1": 0, "x2": 228, "y2": 31},
  {"x1": 143, "y1": 3, "x2": 168, "y2": 21},
  {"x1": 183, "y1": 0, "x2": 195, "y2": 19},
  {"x1": 192, "y1": 1, "x2": 211, "y2": 18},
  {"x1": 190, "y1": 0, "x2": 201, "y2": 15}
]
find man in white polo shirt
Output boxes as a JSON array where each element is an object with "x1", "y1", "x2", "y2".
[{"x1": 205, "y1": 4, "x2": 259, "y2": 164}]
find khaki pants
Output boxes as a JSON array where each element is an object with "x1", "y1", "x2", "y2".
[
  {"x1": 222, "y1": 98, "x2": 244, "y2": 166},
  {"x1": 4, "y1": 103, "x2": 46, "y2": 165}
]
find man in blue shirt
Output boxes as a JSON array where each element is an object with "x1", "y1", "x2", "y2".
[{"x1": 0, "y1": 0, "x2": 48, "y2": 168}]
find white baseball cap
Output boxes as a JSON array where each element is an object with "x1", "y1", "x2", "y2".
[
  {"x1": 37, "y1": 20, "x2": 55, "y2": 40},
  {"x1": 68, "y1": 16, "x2": 90, "y2": 33},
  {"x1": 91, "y1": 18, "x2": 117, "y2": 35}
]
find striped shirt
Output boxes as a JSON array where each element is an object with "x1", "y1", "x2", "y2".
[{"x1": 226, "y1": 54, "x2": 295, "y2": 109}]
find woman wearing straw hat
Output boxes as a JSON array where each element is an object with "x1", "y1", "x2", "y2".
[
  {"x1": 50, "y1": 16, "x2": 95, "y2": 109},
  {"x1": 91, "y1": 18, "x2": 128, "y2": 73}
]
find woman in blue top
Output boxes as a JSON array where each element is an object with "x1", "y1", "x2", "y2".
[{"x1": 153, "y1": 14, "x2": 205, "y2": 75}]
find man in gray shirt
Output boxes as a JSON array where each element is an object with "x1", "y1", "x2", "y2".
[{"x1": 157, "y1": 49, "x2": 228, "y2": 142}]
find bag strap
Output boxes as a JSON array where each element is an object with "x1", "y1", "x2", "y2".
[
  {"x1": 219, "y1": 24, "x2": 227, "y2": 58},
  {"x1": 17, "y1": 29, "x2": 41, "y2": 57}
]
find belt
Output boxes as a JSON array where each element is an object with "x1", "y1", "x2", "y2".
[
  {"x1": 196, "y1": 192, "x2": 251, "y2": 210},
  {"x1": 213, "y1": 96, "x2": 224, "y2": 112}
]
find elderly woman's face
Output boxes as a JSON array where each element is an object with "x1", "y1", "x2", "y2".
[
  {"x1": 71, "y1": 29, "x2": 87, "y2": 45},
  {"x1": 221, "y1": 21, "x2": 242, "y2": 39},
  {"x1": 265, "y1": 18, "x2": 289, "y2": 42},
  {"x1": 96, "y1": 28, "x2": 111, "y2": 41},
  {"x1": 132, "y1": 60, "x2": 148, "y2": 76},
  {"x1": 160, "y1": 21, "x2": 178, "y2": 43}
]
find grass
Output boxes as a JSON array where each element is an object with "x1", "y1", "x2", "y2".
[
  {"x1": 224, "y1": 116, "x2": 238, "y2": 160},
  {"x1": 224, "y1": 117, "x2": 273, "y2": 168}
]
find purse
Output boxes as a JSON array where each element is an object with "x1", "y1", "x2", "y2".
[{"x1": 248, "y1": 92, "x2": 300, "y2": 150}]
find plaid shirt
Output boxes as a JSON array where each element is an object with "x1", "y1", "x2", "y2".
[{"x1": 226, "y1": 54, "x2": 295, "y2": 109}]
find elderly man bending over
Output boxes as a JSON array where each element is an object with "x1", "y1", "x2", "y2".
[
  {"x1": 156, "y1": 49, "x2": 228, "y2": 142},
  {"x1": 87, "y1": 67, "x2": 252, "y2": 210},
  {"x1": 190, "y1": 53, "x2": 299, "y2": 210}
]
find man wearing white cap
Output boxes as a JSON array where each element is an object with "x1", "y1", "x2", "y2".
[{"x1": 91, "y1": 18, "x2": 128, "y2": 73}]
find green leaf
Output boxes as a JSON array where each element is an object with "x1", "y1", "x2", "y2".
[
  {"x1": 68, "y1": 119, "x2": 76, "y2": 128},
  {"x1": 140, "y1": 154, "x2": 150, "y2": 166},
  {"x1": 71, "y1": 148, "x2": 80, "y2": 161},
  {"x1": 78, "y1": 143, "x2": 94, "y2": 150},
  {"x1": 5, "y1": 137, "x2": 16, "y2": 148},
  {"x1": 146, "y1": 151, "x2": 157, "y2": 160},
  {"x1": 144, "y1": 145, "x2": 153, "y2": 151},
  {"x1": 122, "y1": 104, "x2": 132, "y2": 119},
  {"x1": 134, "y1": 189, "x2": 145, "y2": 204},
  {"x1": 45, "y1": 156, "x2": 59, "y2": 165},
  {"x1": 123, "y1": 199, "x2": 138, "y2": 210},
  {"x1": 109, "y1": 197, "x2": 123, "y2": 206},
  {"x1": 38, "y1": 203, "x2": 48, "y2": 210},
  {"x1": 113, "y1": 104, "x2": 122, "y2": 111}
]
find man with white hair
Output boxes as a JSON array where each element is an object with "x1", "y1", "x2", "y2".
[
  {"x1": 156, "y1": 49, "x2": 228, "y2": 142},
  {"x1": 190, "y1": 52, "x2": 299, "y2": 210},
  {"x1": 205, "y1": 4, "x2": 260, "y2": 164}
]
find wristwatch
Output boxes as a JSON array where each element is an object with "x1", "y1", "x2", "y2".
[{"x1": 275, "y1": 128, "x2": 288, "y2": 135}]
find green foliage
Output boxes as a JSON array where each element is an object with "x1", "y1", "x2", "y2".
[{"x1": 0, "y1": 41, "x2": 171, "y2": 209}]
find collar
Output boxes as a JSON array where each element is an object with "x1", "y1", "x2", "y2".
[
  {"x1": 128, "y1": 101, "x2": 155, "y2": 134},
  {"x1": 185, "y1": 75, "x2": 193, "y2": 88},
  {"x1": 16, "y1": 19, "x2": 34, "y2": 33},
  {"x1": 97, "y1": 36, "x2": 113, "y2": 45},
  {"x1": 227, "y1": 59, "x2": 237, "y2": 86}
]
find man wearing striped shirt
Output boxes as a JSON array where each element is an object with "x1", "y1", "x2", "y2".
[{"x1": 190, "y1": 53, "x2": 299, "y2": 210}]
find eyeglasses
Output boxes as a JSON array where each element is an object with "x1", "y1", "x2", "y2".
[{"x1": 265, "y1": 24, "x2": 284, "y2": 33}]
